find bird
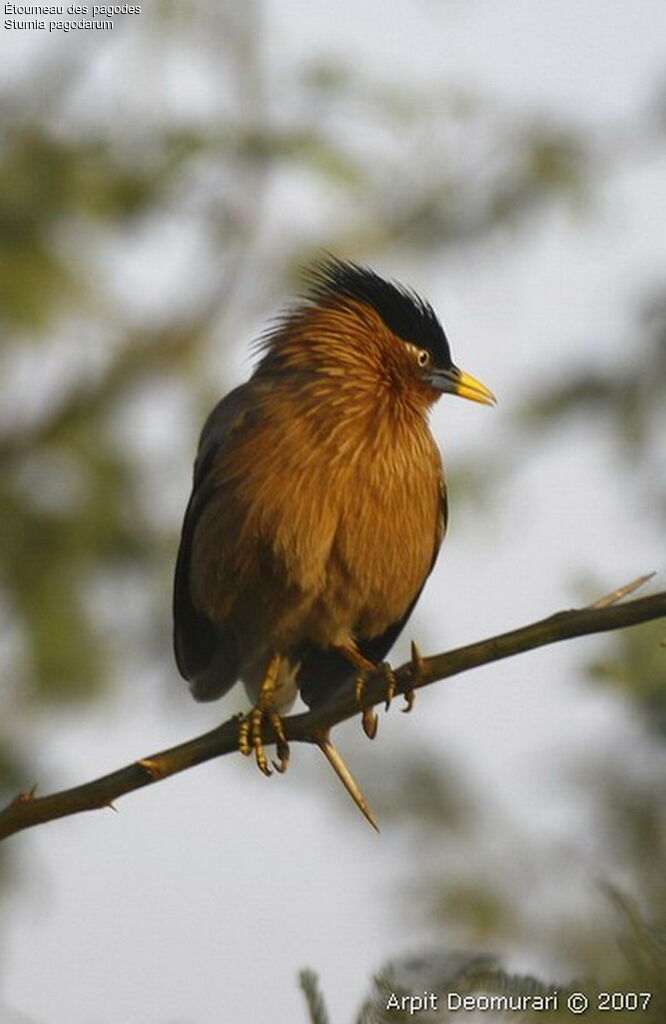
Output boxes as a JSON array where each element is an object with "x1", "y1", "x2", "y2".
[{"x1": 173, "y1": 257, "x2": 495, "y2": 828}]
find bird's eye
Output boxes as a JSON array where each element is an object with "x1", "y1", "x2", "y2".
[{"x1": 417, "y1": 349, "x2": 431, "y2": 367}]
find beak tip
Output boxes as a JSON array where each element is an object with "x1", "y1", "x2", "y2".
[{"x1": 455, "y1": 369, "x2": 497, "y2": 407}]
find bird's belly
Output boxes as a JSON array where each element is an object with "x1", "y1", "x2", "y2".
[
  {"x1": 200, "y1": 421, "x2": 442, "y2": 658},
  {"x1": 296, "y1": 464, "x2": 440, "y2": 647},
  {"x1": 232, "y1": 485, "x2": 437, "y2": 657}
]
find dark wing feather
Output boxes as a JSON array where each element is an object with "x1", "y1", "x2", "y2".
[
  {"x1": 173, "y1": 383, "x2": 256, "y2": 700},
  {"x1": 298, "y1": 484, "x2": 448, "y2": 709}
]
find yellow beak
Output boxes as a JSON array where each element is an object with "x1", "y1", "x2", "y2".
[
  {"x1": 452, "y1": 368, "x2": 497, "y2": 406},
  {"x1": 426, "y1": 365, "x2": 497, "y2": 406}
]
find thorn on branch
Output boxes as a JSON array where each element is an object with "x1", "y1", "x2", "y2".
[
  {"x1": 314, "y1": 731, "x2": 380, "y2": 833},
  {"x1": 588, "y1": 572, "x2": 656, "y2": 610},
  {"x1": 10, "y1": 784, "x2": 38, "y2": 806}
]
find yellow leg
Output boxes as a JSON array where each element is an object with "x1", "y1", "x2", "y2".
[{"x1": 238, "y1": 653, "x2": 290, "y2": 776}]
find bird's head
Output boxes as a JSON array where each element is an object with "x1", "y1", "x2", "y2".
[{"x1": 256, "y1": 257, "x2": 496, "y2": 413}]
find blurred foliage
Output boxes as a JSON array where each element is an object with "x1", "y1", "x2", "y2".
[
  {"x1": 303, "y1": 928, "x2": 666, "y2": 1023},
  {"x1": 299, "y1": 969, "x2": 331, "y2": 1024},
  {"x1": 519, "y1": 290, "x2": 666, "y2": 521},
  {"x1": 587, "y1": 619, "x2": 666, "y2": 737},
  {"x1": 301, "y1": 893, "x2": 666, "y2": 1022},
  {"x1": 0, "y1": 0, "x2": 664, "y2": 1018},
  {"x1": 517, "y1": 288, "x2": 666, "y2": 731}
]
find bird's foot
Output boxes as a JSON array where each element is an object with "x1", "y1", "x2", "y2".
[
  {"x1": 238, "y1": 707, "x2": 290, "y2": 776},
  {"x1": 237, "y1": 652, "x2": 290, "y2": 776},
  {"x1": 403, "y1": 640, "x2": 425, "y2": 713},
  {"x1": 354, "y1": 659, "x2": 397, "y2": 726},
  {"x1": 335, "y1": 645, "x2": 397, "y2": 739},
  {"x1": 351, "y1": 665, "x2": 379, "y2": 739}
]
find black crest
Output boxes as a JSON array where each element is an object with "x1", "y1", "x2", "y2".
[{"x1": 306, "y1": 257, "x2": 453, "y2": 368}]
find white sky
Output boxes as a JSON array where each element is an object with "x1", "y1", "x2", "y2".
[{"x1": 1, "y1": 2, "x2": 665, "y2": 1022}]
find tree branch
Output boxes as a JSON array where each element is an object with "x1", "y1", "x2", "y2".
[{"x1": 2, "y1": 584, "x2": 664, "y2": 842}]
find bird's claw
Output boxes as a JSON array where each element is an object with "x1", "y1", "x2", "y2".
[
  {"x1": 238, "y1": 708, "x2": 272, "y2": 775},
  {"x1": 354, "y1": 660, "x2": 395, "y2": 737},
  {"x1": 271, "y1": 713, "x2": 290, "y2": 774},
  {"x1": 354, "y1": 670, "x2": 379, "y2": 739},
  {"x1": 402, "y1": 691, "x2": 415, "y2": 714},
  {"x1": 338, "y1": 645, "x2": 398, "y2": 741},
  {"x1": 402, "y1": 640, "x2": 424, "y2": 713},
  {"x1": 362, "y1": 707, "x2": 378, "y2": 739},
  {"x1": 238, "y1": 708, "x2": 290, "y2": 777}
]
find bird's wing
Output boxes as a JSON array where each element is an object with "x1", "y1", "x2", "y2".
[
  {"x1": 298, "y1": 481, "x2": 448, "y2": 709},
  {"x1": 173, "y1": 382, "x2": 258, "y2": 698}
]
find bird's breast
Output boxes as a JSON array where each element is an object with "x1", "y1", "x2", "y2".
[
  {"x1": 257, "y1": 401, "x2": 443, "y2": 645},
  {"x1": 317, "y1": 416, "x2": 443, "y2": 641},
  {"x1": 193, "y1": 390, "x2": 444, "y2": 652}
]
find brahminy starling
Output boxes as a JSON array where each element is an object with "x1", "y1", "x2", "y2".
[{"x1": 173, "y1": 258, "x2": 495, "y2": 827}]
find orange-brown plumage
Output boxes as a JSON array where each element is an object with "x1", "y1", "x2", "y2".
[{"x1": 173, "y1": 259, "x2": 494, "y2": 814}]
